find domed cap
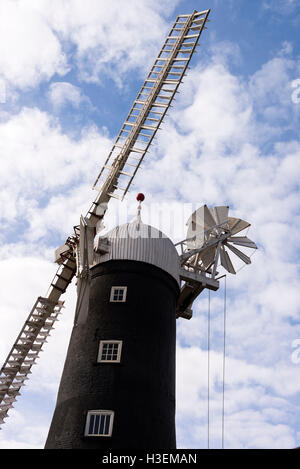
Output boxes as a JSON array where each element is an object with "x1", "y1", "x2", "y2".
[{"x1": 93, "y1": 218, "x2": 180, "y2": 285}]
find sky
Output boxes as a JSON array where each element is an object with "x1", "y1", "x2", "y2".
[{"x1": 0, "y1": 0, "x2": 300, "y2": 449}]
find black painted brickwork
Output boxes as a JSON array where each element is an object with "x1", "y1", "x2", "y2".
[{"x1": 45, "y1": 260, "x2": 179, "y2": 449}]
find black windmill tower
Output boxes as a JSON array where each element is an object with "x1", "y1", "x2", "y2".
[{"x1": 0, "y1": 9, "x2": 257, "y2": 449}]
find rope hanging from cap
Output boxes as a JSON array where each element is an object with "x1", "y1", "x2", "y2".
[
  {"x1": 207, "y1": 289, "x2": 211, "y2": 449},
  {"x1": 221, "y1": 275, "x2": 227, "y2": 449},
  {"x1": 206, "y1": 275, "x2": 227, "y2": 449}
]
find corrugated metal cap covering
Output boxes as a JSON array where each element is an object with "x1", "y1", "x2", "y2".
[{"x1": 94, "y1": 219, "x2": 180, "y2": 285}]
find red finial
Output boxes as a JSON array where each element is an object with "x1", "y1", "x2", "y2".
[{"x1": 136, "y1": 193, "x2": 145, "y2": 202}]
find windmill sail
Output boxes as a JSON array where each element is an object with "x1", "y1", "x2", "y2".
[
  {"x1": 0, "y1": 298, "x2": 64, "y2": 426},
  {"x1": 209, "y1": 206, "x2": 229, "y2": 226},
  {"x1": 87, "y1": 9, "x2": 210, "y2": 228},
  {"x1": 220, "y1": 244, "x2": 236, "y2": 274},
  {"x1": 228, "y1": 217, "x2": 251, "y2": 236},
  {"x1": 226, "y1": 236, "x2": 257, "y2": 249},
  {"x1": 0, "y1": 256, "x2": 76, "y2": 427},
  {"x1": 226, "y1": 242, "x2": 251, "y2": 264}
]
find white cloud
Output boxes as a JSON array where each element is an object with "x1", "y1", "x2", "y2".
[
  {"x1": 0, "y1": 1, "x2": 69, "y2": 89},
  {"x1": 48, "y1": 82, "x2": 90, "y2": 110},
  {"x1": 0, "y1": 0, "x2": 181, "y2": 91},
  {"x1": 37, "y1": 0, "x2": 180, "y2": 85},
  {"x1": 0, "y1": 107, "x2": 112, "y2": 242},
  {"x1": 176, "y1": 346, "x2": 300, "y2": 448},
  {"x1": 262, "y1": 0, "x2": 300, "y2": 15},
  {"x1": 248, "y1": 44, "x2": 300, "y2": 133}
]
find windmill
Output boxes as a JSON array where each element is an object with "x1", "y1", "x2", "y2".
[{"x1": 0, "y1": 9, "x2": 257, "y2": 449}]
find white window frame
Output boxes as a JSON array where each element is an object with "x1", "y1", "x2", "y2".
[
  {"x1": 97, "y1": 340, "x2": 123, "y2": 363},
  {"x1": 110, "y1": 286, "x2": 127, "y2": 303},
  {"x1": 84, "y1": 410, "x2": 114, "y2": 437}
]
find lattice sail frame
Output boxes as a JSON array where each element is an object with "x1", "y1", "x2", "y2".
[
  {"x1": 0, "y1": 298, "x2": 64, "y2": 425},
  {"x1": 0, "y1": 256, "x2": 76, "y2": 427},
  {"x1": 87, "y1": 9, "x2": 210, "y2": 226}
]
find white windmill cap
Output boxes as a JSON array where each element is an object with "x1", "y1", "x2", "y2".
[{"x1": 94, "y1": 217, "x2": 180, "y2": 285}]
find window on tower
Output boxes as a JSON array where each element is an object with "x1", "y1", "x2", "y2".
[
  {"x1": 98, "y1": 340, "x2": 122, "y2": 363},
  {"x1": 110, "y1": 286, "x2": 127, "y2": 302},
  {"x1": 84, "y1": 410, "x2": 114, "y2": 437}
]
